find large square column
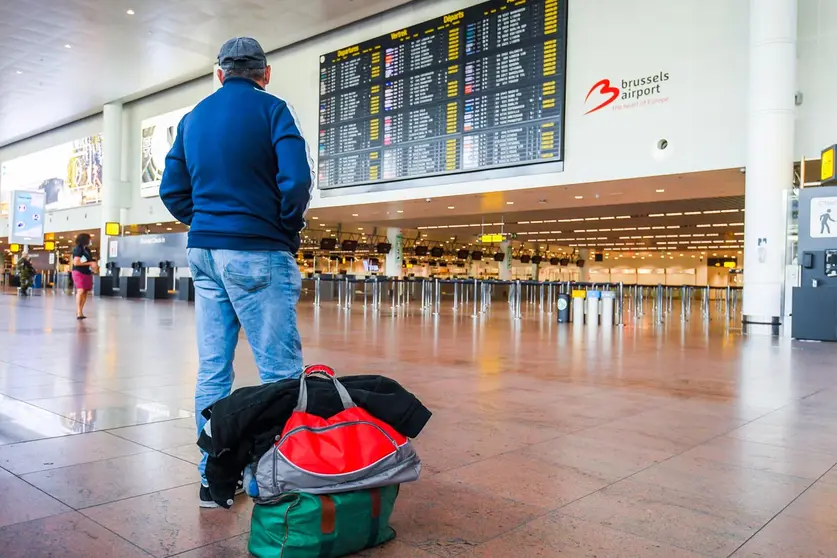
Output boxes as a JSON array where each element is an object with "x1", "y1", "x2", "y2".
[{"x1": 742, "y1": 0, "x2": 797, "y2": 333}]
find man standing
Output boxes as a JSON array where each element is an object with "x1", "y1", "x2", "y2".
[{"x1": 160, "y1": 37, "x2": 313, "y2": 508}]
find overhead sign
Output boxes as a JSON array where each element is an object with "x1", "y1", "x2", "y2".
[
  {"x1": 317, "y1": 0, "x2": 568, "y2": 190},
  {"x1": 480, "y1": 234, "x2": 505, "y2": 243},
  {"x1": 9, "y1": 190, "x2": 46, "y2": 245},
  {"x1": 105, "y1": 222, "x2": 121, "y2": 236},
  {"x1": 0, "y1": 134, "x2": 103, "y2": 215},
  {"x1": 821, "y1": 145, "x2": 836, "y2": 185},
  {"x1": 140, "y1": 106, "x2": 193, "y2": 198}
]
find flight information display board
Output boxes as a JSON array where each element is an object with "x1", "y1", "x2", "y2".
[{"x1": 317, "y1": 0, "x2": 567, "y2": 190}]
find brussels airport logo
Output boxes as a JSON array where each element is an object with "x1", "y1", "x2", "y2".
[{"x1": 585, "y1": 71, "x2": 670, "y2": 115}]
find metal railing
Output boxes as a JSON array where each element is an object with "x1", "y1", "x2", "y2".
[{"x1": 300, "y1": 274, "x2": 743, "y2": 326}]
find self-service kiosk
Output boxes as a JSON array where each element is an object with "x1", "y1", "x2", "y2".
[{"x1": 792, "y1": 185, "x2": 837, "y2": 340}]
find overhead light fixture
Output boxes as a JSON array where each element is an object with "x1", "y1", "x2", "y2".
[
  {"x1": 312, "y1": 216, "x2": 319, "y2": 220},
  {"x1": 447, "y1": 206, "x2": 455, "y2": 209},
  {"x1": 351, "y1": 214, "x2": 358, "y2": 217},
  {"x1": 357, "y1": 227, "x2": 364, "y2": 231},
  {"x1": 506, "y1": 201, "x2": 514, "y2": 205},
  {"x1": 656, "y1": 189, "x2": 665, "y2": 193},
  {"x1": 126, "y1": 9, "x2": 135, "y2": 15},
  {"x1": 15, "y1": 70, "x2": 22, "y2": 75},
  {"x1": 155, "y1": 222, "x2": 162, "y2": 226},
  {"x1": 396, "y1": 210, "x2": 404, "y2": 213},
  {"x1": 574, "y1": 195, "x2": 583, "y2": 200},
  {"x1": 64, "y1": 44, "x2": 72, "y2": 49},
  {"x1": 166, "y1": 227, "x2": 172, "y2": 231}
]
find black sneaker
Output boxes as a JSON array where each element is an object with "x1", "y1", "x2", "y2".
[{"x1": 199, "y1": 485, "x2": 219, "y2": 509}]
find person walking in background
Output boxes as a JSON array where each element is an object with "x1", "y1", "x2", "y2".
[
  {"x1": 16, "y1": 252, "x2": 35, "y2": 296},
  {"x1": 159, "y1": 37, "x2": 314, "y2": 508},
  {"x1": 71, "y1": 233, "x2": 97, "y2": 319}
]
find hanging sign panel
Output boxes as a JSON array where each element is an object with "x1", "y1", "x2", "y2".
[
  {"x1": 317, "y1": 0, "x2": 568, "y2": 190},
  {"x1": 0, "y1": 134, "x2": 103, "y2": 215},
  {"x1": 140, "y1": 106, "x2": 193, "y2": 198},
  {"x1": 9, "y1": 190, "x2": 46, "y2": 245}
]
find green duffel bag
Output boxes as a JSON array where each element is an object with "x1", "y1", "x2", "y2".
[{"x1": 248, "y1": 485, "x2": 399, "y2": 558}]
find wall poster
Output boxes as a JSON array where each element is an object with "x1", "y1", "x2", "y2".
[
  {"x1": 0, "y1": 134, "x2": 103, "y2": 215},
  {"x1": 140, "y1": 106, "x2": 193, "y2": 198}
]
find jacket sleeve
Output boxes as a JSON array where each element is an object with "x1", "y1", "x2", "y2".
[
  {"x1": 159, "y1": 117, "x2": 193, "y2": 225},
  {"x1": 271, "y1": 101, "x2": 313, "y2": 234}
]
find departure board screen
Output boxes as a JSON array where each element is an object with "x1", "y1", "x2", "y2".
[{"x1": 317, "y1": 0, "x2": 567, "y2": 190}]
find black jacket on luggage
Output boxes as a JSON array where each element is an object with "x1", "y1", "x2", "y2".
[{"x1": 198, "y1": 375, "x2": 432, "y2": 507}]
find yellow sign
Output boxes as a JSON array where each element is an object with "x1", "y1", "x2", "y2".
[
  {"x1": 822, "y1": 145, "x2": 837, "y2": 184},
  {"x1": 44, "y1": 233, "x2": 55, "y2": 241},
  {"x1": 723, "y1": 261, "x2": 736, "y2": 268},
  {"x1": 105, "y1": 222, "x2": 121, "y2": 236},
  {"x1": 9, "y1": 244, "x2": 20, "y2": 253},
  {"x1": 44, "y1": 241, "x2": 55, "y2": 251},
  {"x1": 480, "y1": 234, "x2": 505, "y2": 243}
]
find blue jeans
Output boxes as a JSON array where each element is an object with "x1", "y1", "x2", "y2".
[{"x1": 187, "y1": 248, "x2": 303, "y2": 484}]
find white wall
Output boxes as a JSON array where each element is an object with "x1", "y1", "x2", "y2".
[
  {"x1": 117, "y1": 0, "x2": 752, "y2": 219},
  {"x1": 121, "y1": 79, "x2": 213, "y2": 225},
  {"x1": 796, "y1": 0, "x2": 837, "y2": 159}
]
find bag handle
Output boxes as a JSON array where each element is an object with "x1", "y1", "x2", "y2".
[{"x1": 295, "y1": 364, "x2": 355, "y2": 412}]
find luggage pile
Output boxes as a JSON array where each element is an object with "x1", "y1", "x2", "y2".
[{"x1": 198, "y1": 365, "x2": 431, "y2": 558}]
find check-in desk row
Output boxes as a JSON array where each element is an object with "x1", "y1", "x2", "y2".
[{"x1": 94, "y1": 263, "x2": 195, "y2": 301}]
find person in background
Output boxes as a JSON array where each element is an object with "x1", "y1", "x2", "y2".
[
  {"x1": 16, "y1": 252, "x2": 35, "y2": 296},
  {"x1": 71, "y1": 233, "x2": 97, "y2": 319},
  {"x1": 159, "y1": 36, "x2": 314, "y2": 508}
]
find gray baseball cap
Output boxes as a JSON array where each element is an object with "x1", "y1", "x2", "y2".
[{"x1": 217, "y1": 37, "x2": 267, "y2": 70}]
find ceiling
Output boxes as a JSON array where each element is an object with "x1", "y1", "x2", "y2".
[
  {"x1": 0, "y1": 0, "x2": 412, "y2": 146},
  {"x1": 305, "y1": 169, "x2": 747, "y2": 253}
]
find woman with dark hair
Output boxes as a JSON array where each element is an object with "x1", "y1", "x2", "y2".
[{"x1": 71, "y1": 233, "x2": 97, "y2": 319}]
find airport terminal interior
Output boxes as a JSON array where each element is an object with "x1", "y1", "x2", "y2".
[{"x1": 2, "y1": 0, "x2": 837, "y2": 556}]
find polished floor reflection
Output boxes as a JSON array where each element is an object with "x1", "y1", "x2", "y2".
[{"x1": 1, "y1": 293, "x2": 837, "y2": 557}]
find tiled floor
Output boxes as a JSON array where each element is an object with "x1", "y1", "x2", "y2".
[{"x1": 1, "y1": 292, "x2": 837, "y2": 557}]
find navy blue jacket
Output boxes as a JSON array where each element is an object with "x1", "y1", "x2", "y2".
[{"x1": 159, "y1": 77, "x2": 313, "y2": 252}]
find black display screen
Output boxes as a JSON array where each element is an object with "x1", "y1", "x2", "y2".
[{"x1": 317, "y1": 0, "x2": 567, "y2": 190}]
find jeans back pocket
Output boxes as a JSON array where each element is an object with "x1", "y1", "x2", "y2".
[{"x1": 222, "y1": 252, "x2": 271, "y2": 293}]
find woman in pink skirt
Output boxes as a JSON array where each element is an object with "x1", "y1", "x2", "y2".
[{"x1": 71, "y1": 233, "x2": 97, "y2": 319}]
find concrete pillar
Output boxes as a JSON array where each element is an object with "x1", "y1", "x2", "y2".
[
  {"x1": 498, "y1": 241, "x2": 512, "y2": 281},
  {"x1": 742, "y1": 0, "x2": 796, "y2": 333},
  {"x1": 99, "y1": 103, "x2": 123, "y2": 271},
  {"x1": 385, "y1": 228, "x2": 403, "y2": 278}
]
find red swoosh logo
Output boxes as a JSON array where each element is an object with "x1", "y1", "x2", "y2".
[{"x1": 585, "y1": 79, "x2": 619, "y2": 114}]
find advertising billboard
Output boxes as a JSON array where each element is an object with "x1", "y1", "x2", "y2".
[
  {"x1": 0, "y1": 134, "x2": 102, "y2": 215},
  {"x1": 0, "y1": 134, "x2": 103, "y2": 215},
  {"x1": 140, "y1": 107, "x2": 192, "y2": 198},
  {"x1": 9, "y1": 190, "x2": 46, "y2": 245}
]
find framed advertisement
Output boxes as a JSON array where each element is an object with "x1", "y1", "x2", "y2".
[
  {"x1": 9, "y1": 190, "x2": 46, "y2": 245},
  {"x1": 140, "y1": 106, "x2": 193, "y2": 198},
  {"x1": 0, "y1": 134, "x2": 103, "y2": 215}
]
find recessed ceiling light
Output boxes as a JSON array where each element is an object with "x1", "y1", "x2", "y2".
[
  {"x1": 166, "y1": 227, "x2": 172, "y2": 231},
  {"x1": 15, "y1": 70, "x2": 22, "y2": 75},
  {"x1": 64, "y1": 44, "x2": 72, "y2": 49},
  {"x1": 155, "y1": 223, "x2": 162, "y2": 226},
  {"x1": 358, "y1": 227, "x2": 364, "y2": 231},
  {"x1": 447, "y1": 206, "x2": 455, "y2": 209},
  {"x1": 574, "y1": 196, "x2": 583, "y2": 200},
  {"x1": 506, "y1": 201, "x2": 514, "y2": 205},
  {"x1": 351, "y1": 213, "x2": 358, "y2": 217},
  {"x1": 396, "y1": 210, "x2": 404, "y2": 213},
  {"x1": 656, "y1": 189, "x2": 665, "y2": 193},
  {"x1": 126, "y1": 9, "x2": 135, "y2": 15},
  {"x1": 312, "y1": 216, "x2": 319, "y2": 220}
]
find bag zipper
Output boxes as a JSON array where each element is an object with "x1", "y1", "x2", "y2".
[{"x1": 277, "y1": 420, "x2": 400, "y2": 452}]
